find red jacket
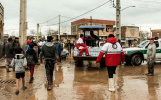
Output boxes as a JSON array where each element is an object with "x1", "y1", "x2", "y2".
[{"x1": 96, "y1": 37, "x2": 125, "y2": 66}]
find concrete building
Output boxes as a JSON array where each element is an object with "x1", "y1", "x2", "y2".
[
  {"x1": 151, "y1": 29, "x2": 161, "y2": 38},
  {"x1": 0, "y1": 3, "x2": 4, "y2": 58},
  {"x1": 121, "y1": 26, "x2": 140, "y2": 47},
  {"x1": 71, "y1": 18, "x2": 115, "y2": 40}
]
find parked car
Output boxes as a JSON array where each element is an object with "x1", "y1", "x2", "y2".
[{"x1": 123, "y1": 38, "x2": 160, "y2": 66}]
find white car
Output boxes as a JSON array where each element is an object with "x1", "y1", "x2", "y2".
[{"x1": 123, "y1": 39, "x2": 160, "y2": 66}]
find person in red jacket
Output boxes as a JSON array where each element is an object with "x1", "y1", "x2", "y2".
[
  {"x1": 76, "y1": 34, "x2": 89, "y2": 56},
  {"x1": 96, "y1": 34, "x2": 125, "y2": 92}
]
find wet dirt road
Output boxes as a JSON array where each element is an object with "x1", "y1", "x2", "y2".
[{"x1": 0, "y1": 58, "x2": 161, "y2": 100}]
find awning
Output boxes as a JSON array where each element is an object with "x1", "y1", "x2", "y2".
[{"x1": 79, "y1": 26, "x2": 104, "y2": 30}]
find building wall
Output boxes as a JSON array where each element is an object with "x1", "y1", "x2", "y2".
[
  {"x1": 151, "y1": 30, "x2": 161, "y2": 38},
  {"x1": 71, "y1": 19, "x2": 115, "y2": 37},
  {"x1": 126, "y1": 27, "x2": 139, "y2": 38},
  {"x1": 0, "y1": 3, "x2": 4, "y2": 58}
]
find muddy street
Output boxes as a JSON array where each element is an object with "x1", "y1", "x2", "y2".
[{"x1": 0, "y1": 59, "x2": 161, "y2": 100}]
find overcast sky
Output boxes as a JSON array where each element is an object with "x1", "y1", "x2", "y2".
[{"x1": 1, "y1": 0, "x2": 161, "y2": 36}]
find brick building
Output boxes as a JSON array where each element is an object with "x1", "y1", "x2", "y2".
[
  {"x1": 0, "y1": 3, "x2": 4, "y2": 58},
  {"x1": 151, "y1": 29, "x2": 161, "y2": 38},
  {"x1": 121, "y1": 26, "x2": 140, "y2": 47},
  {"x1": 71, "y1": 18, "x2": 115, "y2": 39}
]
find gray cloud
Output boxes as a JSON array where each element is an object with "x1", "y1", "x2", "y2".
[{"x1": 1, "y1": 0, "x2": 161, "y2": 35}]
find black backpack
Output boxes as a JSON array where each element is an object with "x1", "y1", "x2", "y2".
[{"x1": 26, "y1": 54, "x2": 35, "y2": 65}]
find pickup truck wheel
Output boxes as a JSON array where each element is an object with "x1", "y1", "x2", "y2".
[
  {"x1": 131, "y1": 54, "x2": 142, "y2": 66},
  {"x1": 75, "y1": 60, "x2": 83, "y2": 67}
]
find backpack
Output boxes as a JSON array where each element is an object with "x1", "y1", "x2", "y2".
[{"x1": 26, "y1": 54, "x2": 35, "y2": 65}]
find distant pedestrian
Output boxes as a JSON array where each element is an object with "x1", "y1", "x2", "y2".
[
  {"x1": 66, "y1": 40, "x2": 72, "y2": 54},
  {"x1": 5, "y1": 38, "x2": 14, "y2": 72},
  {"x1": 40, "y1": 36, "x2": 60, "y2": 91},
  {"x1": 96, "y1": 34, "x2": 125, "y2": 92},
  {"x1": 10, "y1": 48, "x2": 27, "y2": 95},
  {"x1": 26, "y1": 43, "x2": 38, "y2": 83},
  {"x1": 25, "y1": 39, "x2": 31, "y2": 52},
  {"x1": 13, "y1": 37, "x2": 20, "y2": 55},
  {"x1": 42, "y1": 39, "x2": 46, "y2": 46},
  {"x1": 146, "y1": 38, "x2": 156, "y2": 76},
  {"x1": 54, "y1": 39, "x2": 62, "y2": 62}
]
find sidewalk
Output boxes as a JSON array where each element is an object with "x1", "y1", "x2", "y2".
[{"x1": 0, "y1": 58, "x2": 6, "y2": 68}]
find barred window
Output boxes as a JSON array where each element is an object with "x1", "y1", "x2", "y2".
[{"x1": 130, "y1": 29, "x2": 135, "y2": 35}]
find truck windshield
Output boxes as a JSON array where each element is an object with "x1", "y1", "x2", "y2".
[{"x1": 137, "y1": 41, "x2": 149, "y2": 48}]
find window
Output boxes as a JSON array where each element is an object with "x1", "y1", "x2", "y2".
[{"x1": 130, "y1": 29, "x2": 135, "y2": 35}]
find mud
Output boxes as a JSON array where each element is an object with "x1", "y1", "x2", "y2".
[{"x1": 0, "y1": 59, "x2": 161, "y2": 100}]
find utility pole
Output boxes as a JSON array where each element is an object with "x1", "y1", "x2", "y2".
[
  {"x1": 58, "y1": 15, "x2": 61, "y2": 40},
  {"x1": 116, "y1": 0, "x2": 121, "y2": 40},
  {"x1": 37, "y1": 23, "x2": 39, "y2": 41},
  {"x1": 19, "y1": 0, "x2": 27, "y2": 51},
  {"x1": 90, "y1": 16, "x2": 92, "y2": 26}
]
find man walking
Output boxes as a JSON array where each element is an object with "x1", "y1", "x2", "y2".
[
  {"x1": 96, "y1": 34, "x2": 125, "y2": 92},
  {"x1": 5, "y1": 38, "x2": 14, "y2": 72},
  {"x1": 146, "y1": 38, "x2": 156, "y2": 76},
  {"x1": 54, "y1": 39, "x2": 62, "y2": 62},
  {"x1": 40, "y1": 36, "x2": 60, "y2": 90}
]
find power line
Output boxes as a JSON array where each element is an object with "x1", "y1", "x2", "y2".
[
  {"x1": 47, "y1": 0, "x2": 111, "y2": 26},
  {"x1": 39, "y1": 15, "x2": 59, "y2": 25}
]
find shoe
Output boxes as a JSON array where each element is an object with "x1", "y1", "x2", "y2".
[
  {"x1": 29, "y1": 77, "x2": 34, "y2": 83},
  {"x1": 15, "y1": 91, "x2": 19, "y2": 95},
  {"x1": 47, "y1": 85, "x2": 52, "y2": 91},
  {"x1": 86, "y1": 54, "x2": 90, "y2": 56},
  {"x1": 23, "y1": 86, "x2": 27, "y2": 90},
  {"x1": 109, "y1": 78, "x2": 115, "y2": 92},
  {"x1": 145, "y1": 73, "x2": 154, "y2": 76}
]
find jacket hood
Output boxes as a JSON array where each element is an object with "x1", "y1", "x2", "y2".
[
  {"x1": 54, "y1": 41, "x2": 59, "y2": 45},
  {"x1": 45, "y1": 42, "x2": 54, "y2": 47},
  {"x1": 26, "y1": 48, "x2": 35, "y2": 55},
  {"x1": 15, "y1": 54, "x2": 24, "y2": 59},
  {"x1": 106, "y1": 37, "x2": 117, "y2": 44}
]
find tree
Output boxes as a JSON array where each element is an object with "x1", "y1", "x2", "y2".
[
  {"x1": 30, "y1": 30, "x2": 36, "y2": 36},
  {"x1": 140, "y1": 31, "x2": 150, "y2": 41}
]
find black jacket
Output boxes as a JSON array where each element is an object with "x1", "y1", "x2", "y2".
[
  {"x1": 40, "y1": 42, "x2": 60, "y2": 62},
  {"x1": 26, "y1": 48, "x2": 38, "y2": 63}
]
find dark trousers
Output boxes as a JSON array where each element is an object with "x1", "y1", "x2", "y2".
[
  {"x1": 45, "y1": 60, "x2": 55, "y2": 85},
  {"x1": 148, "y1": 59, "x2": 154, "y2": 74},
  {"x1": 59, "y1": 53, "x2": 61, "y2": 62},
  {"x1": 107, "y1": 66, "x2": 117, "y2": 78}
]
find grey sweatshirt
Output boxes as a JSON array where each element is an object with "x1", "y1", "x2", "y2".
[
  {"x1": 11, "y1": 54, "x2": 27, "y2": 73},
  {"x1": 147, "y1": 43, "x2": 156, "y2": 60}
]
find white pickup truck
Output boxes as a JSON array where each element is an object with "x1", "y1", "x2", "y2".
[{"x1": 123, "y1": 39, "x2": 161, "y2": 66}]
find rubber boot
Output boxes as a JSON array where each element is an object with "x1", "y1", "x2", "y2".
[{"x1": 109, "y1": 78, "x2": 115, "y2": 92}]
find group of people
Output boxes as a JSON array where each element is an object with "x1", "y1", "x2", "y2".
[
  {"x1": 4, "y1": 36, "x2": 64, "y2": 95},
  {"x1": 3, "y1": 33, "x2": 157, "y2": 95}
]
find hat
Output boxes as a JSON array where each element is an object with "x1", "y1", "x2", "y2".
[
  {"x1": 108, "y1": 34, "x2": 115, "y2": 38},
  {"x1": 47, "y1": 36, "x2": 53, "y2": 42},
  {"x1": 15, "y1": 37, "x2": 19, "y2": 39}
]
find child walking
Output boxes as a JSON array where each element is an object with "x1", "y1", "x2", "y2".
[
  {"x1": 11, "y1": 48, "x2": 27, "y2": 95},
  {"x1": 26, "y1": 43, "x2": 38, "y2": 83}
]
